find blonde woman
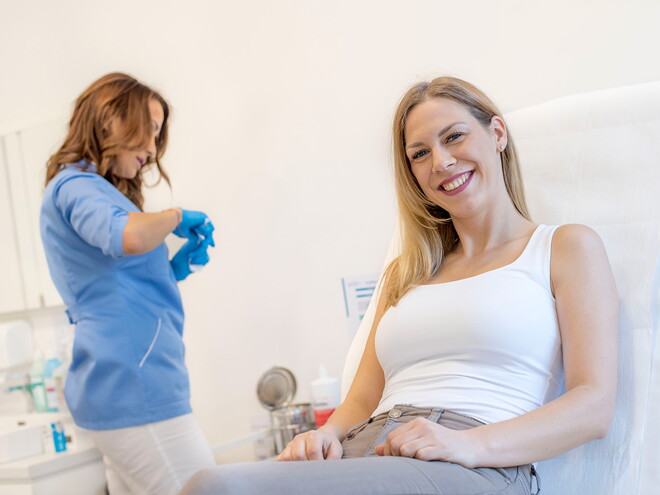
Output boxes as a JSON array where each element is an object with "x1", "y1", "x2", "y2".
[{"x1": 182, "y1": 77, "x2": 617, "y2": 495}]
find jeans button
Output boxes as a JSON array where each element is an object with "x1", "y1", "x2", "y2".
[{"x1": 388, "y1": 408, "x2": 402, "y2": 418}]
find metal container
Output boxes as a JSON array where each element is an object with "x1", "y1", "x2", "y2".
[
  {"x1": 270, "y1": 403, "x2": 315, "y2": 453},
  {"x1": 256, "y1": 367, "x2": 297, "y2": 411},
  {"x1": 256, "y1": 367, "x2": 315, "y2": 454}
]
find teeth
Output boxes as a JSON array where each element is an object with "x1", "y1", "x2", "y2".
[{"x1": 442, "y1": 172, "x2": 470, "y2": 191}]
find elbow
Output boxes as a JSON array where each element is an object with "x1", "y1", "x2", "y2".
[
  {"x1": 594, "y1": 412, "x2": 614, "y2": 440},
  {"x1": 591, "y1": 396, "x2": 616, "y2": 440},
  {"x1": 575, "y1": 384, "x2": 616, "y2": 441},
  {"x1": 122, "y1": 231, "x2": 145, "y2": 255},
  {"x1": 593, "y1": 422, "x2": 610, "y2": 440}
]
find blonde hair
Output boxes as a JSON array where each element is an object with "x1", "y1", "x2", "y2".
[
  {"x1": 46, "y1": 72, "x2": 170, "y2": 210},
  {"x1": 383, "y1": 76, "x2": 531, "y2": 309}
]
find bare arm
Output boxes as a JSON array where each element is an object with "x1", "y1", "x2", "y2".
[
  {"x1": 379, "y1": 224, "x2": 618, "y2": 468},
  {"x1": 278, "y1": 279, "x2": 390, "y2": 460},
  {"x1": 122, "y1": 208, "x2": 181, "y2": 255},
  {"x1": 320, "y1": 288, "x2": 389, "y2": 442},
  {"x1": 469, "y1": 224, "x2": 618, "y2": 466}
]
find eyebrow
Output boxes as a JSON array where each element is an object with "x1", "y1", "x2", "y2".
[{"x1": 406, "y1": 121, "x2": 465, "y2": 149}]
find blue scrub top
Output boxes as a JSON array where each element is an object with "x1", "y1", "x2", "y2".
[{"x1": 40, "y1": 161, "x2": 191, "y2": 430}]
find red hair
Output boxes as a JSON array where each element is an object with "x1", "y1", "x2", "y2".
[{"x1": 46, "y1": 72, "x2": 171, "y2": 209}]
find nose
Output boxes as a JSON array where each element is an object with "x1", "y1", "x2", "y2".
[
  {"x1": 146, "y1": 134, "x2": 157, "y2": 159},
  {"x1": 431, "y1": 146, "x2": 456, "y2": 173}
]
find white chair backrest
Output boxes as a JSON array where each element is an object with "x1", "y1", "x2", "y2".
[{"x1": 342, "y1": 81, "x2": 660, "y2": 494}]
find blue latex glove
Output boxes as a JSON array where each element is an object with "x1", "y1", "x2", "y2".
[
  {"x1": 170, "y1": 239, "x2": 199, "y2": 281},
  {"x1": 170, "y1": 237, "x2": 214, "y2": 281},
  {"x1": 173, "y1": 209, "x2": 215, "y2": 246},
  {"x1": 188, "y1": 237, "x2": 213, "y2": 268}
]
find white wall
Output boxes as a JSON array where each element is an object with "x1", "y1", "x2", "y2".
[{"x1": 1, "y1": 0, "x2": 659, "y2": 449}]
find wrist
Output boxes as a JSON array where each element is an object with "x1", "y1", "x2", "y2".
[
  {"x1": 462, "y1": 426, "x2": 489, "y2": 468},
  {"x1": 318, "y1": 423, "x2": 343, "y2": 440},
  {"x1": 168, "y1": 207, "x2": 182, "y2": 227}
]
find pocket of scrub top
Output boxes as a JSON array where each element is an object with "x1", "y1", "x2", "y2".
[
  {"x1": 138, "y1": 318, "x2": 163, "y2": 368},
  {"x1": 138, "y1": 317, "x2": 189, "y2": 406}
]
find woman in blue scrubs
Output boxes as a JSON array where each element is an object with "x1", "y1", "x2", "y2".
[{"x1": 40, "y1": 73, "x2": 216, "y2": 494}]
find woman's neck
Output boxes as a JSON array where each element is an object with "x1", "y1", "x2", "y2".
[{"x1": 450, "y1": 201, "x2": 535, "y2": 259}]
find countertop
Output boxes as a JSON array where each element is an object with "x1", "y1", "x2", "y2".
[{"x1": 0, "y1": 445, "x2": 102, "y2": 481}]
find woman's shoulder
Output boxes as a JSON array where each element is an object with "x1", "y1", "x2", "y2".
[
  {"x1": 48, "y1": 163, "x2": 106, "y2": 194},
  {"x1": 45, "y1": 163, "x2": 121, "y2": 213},
  {"x1": 550, "y1": 224, "x2": 609, "y2": 289},
  {"x1": 52, "y1": 160, "x2": 98, "y2": 180},
  {"x1": 552, "y1": 224, "x2": 604, "y2": 252}
]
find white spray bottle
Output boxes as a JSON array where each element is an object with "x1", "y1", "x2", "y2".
[{"x1": 310, "y1": 364, "x2": 341, "y2": 427}]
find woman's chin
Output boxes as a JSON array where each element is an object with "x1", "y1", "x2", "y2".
[{"x1": 112, "y1": 166, "x2": 140, "y2": 180}]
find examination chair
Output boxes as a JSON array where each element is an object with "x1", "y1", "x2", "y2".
[
  {"x1": 180, "y1": 82, "x2": 660, "y2": 494},
  {"x1": 343, "y1": 80, "x2": 660, "y2": 494}
]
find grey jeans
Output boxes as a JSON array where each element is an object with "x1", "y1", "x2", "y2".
[{"x1": 180, "y1": 405, "x2": 539, "y2": 494}]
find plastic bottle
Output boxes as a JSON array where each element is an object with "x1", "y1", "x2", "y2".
[
  {"x1": 51, "y1": 360, "x2": 69, "y2": 413},
  {"x1": 51, "y1": 422, "x2": 67, "y2": 453},
  {"x1": 43, "y1": 344, "x2": 63, "y2": 412},
  {"x1": 29, "y1": 351, "x2": 49, "y2": 412},
  {"x1": 310, "y1": 364, "x2": 341, "y2": 427},
  {"x1": 51, "y1": 337, "x2": 72, "y2": 414}
]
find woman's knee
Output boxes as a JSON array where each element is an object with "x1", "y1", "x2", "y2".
[
  {"x1": 179, "y1": 464, "x2": 261, "y2": 495},
  {"x1": 179, "y1": 466, "x2": 227, "y2": 495}
]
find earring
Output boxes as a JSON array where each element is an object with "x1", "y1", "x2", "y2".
[{"x1": 499, "y1": 145, "x2": 506, "y2": 152}]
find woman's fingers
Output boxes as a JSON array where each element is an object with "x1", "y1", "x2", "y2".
[
  {"x1": 414, "y1": 445, "x2": 442, "y2": 462},
  {"x1": 324, "y1": 438, "x2": 344, "y2": 460},
  {"x1": 384, "y1": 418, "x2": 424, "y2": 456},
  {"x1": 277, "y1": 430, "x2": 334, "y2": 461},
  {"x1": 377, "y1": 435, "x2": 433, "y2": 459},
  {"x1": 376, "y1": 418, "x2": 448, "y2": 459},
  {"x1": 276, "y1": 445, "x2": 291, "y2": 461},
  {"x1": 397, "y1": 437, "x2": 429, "y2": 458},
  {"x1": 289, "y1": 434, "x2": 311, "y2": 460},
  {"x1": 304, "y1": 432, "x2": 325, "y2": 460}
]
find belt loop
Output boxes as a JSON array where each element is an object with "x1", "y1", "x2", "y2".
[
  {"x1": 65, "y1": 308, "x2": 75, "y2": 324},
  {"x1": 427, "y1": 408, "x2": 443, "y2": 423},
  {"x1": 65, "y1": 303, "x2": 81, "y2": 324},
  {"x1": 530, "y1": 465, "x2": 541, "y2": 494}
]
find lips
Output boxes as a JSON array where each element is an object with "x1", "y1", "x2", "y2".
[{"x1": 437, "y1": 170, "x2": 474, "y2": 196}]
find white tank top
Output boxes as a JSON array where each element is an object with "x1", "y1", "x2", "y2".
[{"x1": 374, "y1": 224, "x2": 564, "y2": 424}]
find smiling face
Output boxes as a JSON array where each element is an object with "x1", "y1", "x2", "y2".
[
  {"x1": 404, "y1": 97, "x2": 507, "y2": 219},
  {"x1": 112, "y1": 98, "x2": 165, "y2": 179}
]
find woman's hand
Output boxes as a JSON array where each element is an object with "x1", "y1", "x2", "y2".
[
  {"x1": 173, "y1": 209, "x2": 215, "y2": 243},
  {"x1": 276, "y1": 429, "x2": 343, "y2": 461},
  {"x1": 170, "y1": 237, "x2": 212, "y2": 281},
  {"x1": 374, "y1": 418, "x2": 480, "y2": 468}
]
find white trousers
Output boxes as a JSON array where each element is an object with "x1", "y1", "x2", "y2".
[{"x1": 85, "y1": 414, "x2": 216, "y2": 495}]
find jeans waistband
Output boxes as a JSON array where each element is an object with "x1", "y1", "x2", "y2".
[{"x1": 371, "y1": 405, "x2": 487, "y2": 428}]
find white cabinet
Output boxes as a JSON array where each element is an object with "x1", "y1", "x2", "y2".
[
  {"x1": 0, "y1": 138, "x2": 26, "y2": 313},
  {"x1": 0, "y1": 414, "x2": 106, "y2": 494},
  {"x1": 0, "y1": 120, "x2": 68, "y2": 313},
  {"x1": 0, "y1": 446, "x2": 106, "y2": 495}
]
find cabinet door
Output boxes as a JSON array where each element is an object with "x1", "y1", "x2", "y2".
[
  {"x1": 0, "y1": 137, "x2": 27, "y2": 312},
  {"x1": 18, "y1": 121, "x2": 67, "y2": 308}
]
